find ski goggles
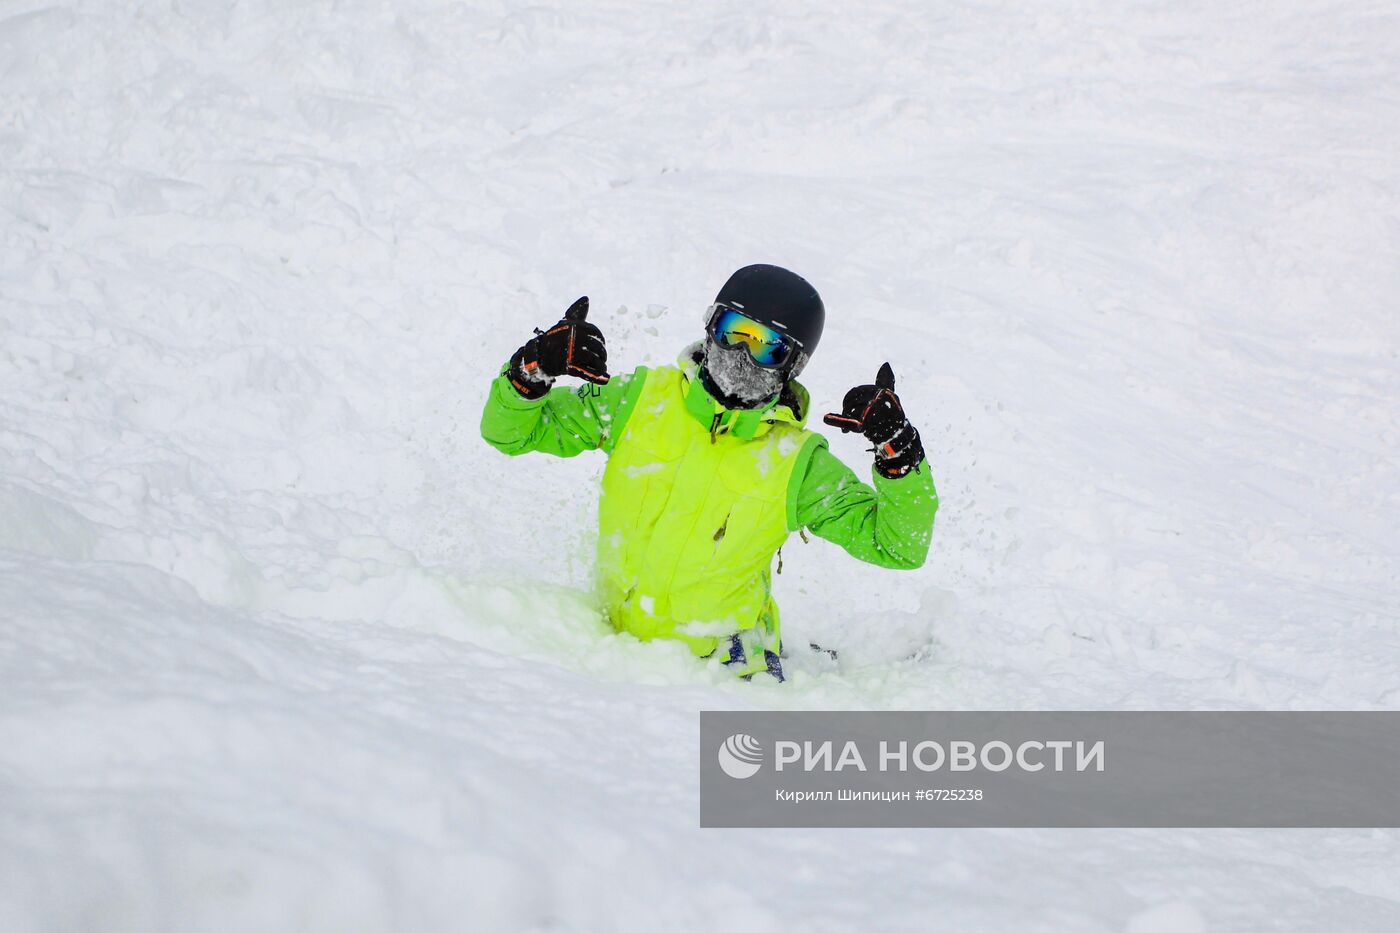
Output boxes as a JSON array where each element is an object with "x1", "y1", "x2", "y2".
[{"x1": 706, "y1": 304, "x2": 794, "y2": 369}]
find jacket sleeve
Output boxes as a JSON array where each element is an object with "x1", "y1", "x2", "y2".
[
  {"x1": 792, "y1": 443, "x2": 938, "y2": 569},
  {"x1": 480, "y1": 362, "x2": 647, "y2": 458}
]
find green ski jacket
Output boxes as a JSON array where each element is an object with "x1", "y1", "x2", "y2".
[{"x1": 480, "y1": 345, "x2": 938, "y2": 667}]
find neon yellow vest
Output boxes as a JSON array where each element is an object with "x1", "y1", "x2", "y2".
[{"x1": 597, "y1": 356, "x2": 823, "y2": 658}]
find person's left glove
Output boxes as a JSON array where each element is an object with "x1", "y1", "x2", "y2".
[
  {"x1": 823, "y1": 362, "x2": 926, "y2": 478},
  {"x1": 506, "y1": 296, "x2": 611, "y2": 400}
]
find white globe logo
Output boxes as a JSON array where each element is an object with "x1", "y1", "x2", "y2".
[{"x1": 718, "y1": 733, "x2": 763, "y2": 779}]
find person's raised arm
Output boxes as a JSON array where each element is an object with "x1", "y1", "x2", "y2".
[
  {"x1": 480, "y1": 296, "x2": 643, "y2": 458},
  {"x1": 795, "y1": 363, "x2": 937, "y2": 568}
]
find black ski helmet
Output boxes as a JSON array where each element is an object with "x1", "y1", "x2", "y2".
[{"x1": 709, "y1": 264, "x2": 824, "y2": 376}]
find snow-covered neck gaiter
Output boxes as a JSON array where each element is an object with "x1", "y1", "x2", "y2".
[{"x1": 700, "y1": 339, "x2": 785, "y2": 410}]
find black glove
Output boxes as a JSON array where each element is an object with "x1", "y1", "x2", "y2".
[
  {"x1": 506, "y1": 296, "x2": 611, "y2": 400},
  {"x1": 823, "y1": 362, "x2": 925, "y2": 478}
]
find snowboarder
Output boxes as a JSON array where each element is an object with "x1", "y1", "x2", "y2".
[{"x1": 480, "y1": 264, "x2": 937, "y2": 681}]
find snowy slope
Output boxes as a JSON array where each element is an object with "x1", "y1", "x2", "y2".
[{"x1": 3, "y1": 0, "x2": 1399, "y2": 929}]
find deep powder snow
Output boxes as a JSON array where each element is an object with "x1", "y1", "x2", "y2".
[{"x1": 2, "y1": 1, "x2": 1399, "y2": 931}]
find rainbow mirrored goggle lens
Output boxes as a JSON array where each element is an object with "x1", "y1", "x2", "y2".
[{"x1": 708, "y1": 306, "x2": 793, "y2": 368}]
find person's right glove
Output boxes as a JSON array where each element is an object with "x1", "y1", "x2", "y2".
[
  {"x1": 823, "y1": 362, "x2": 926, "y2": 478},
  {"x1": 506, "y1": 296, "x2": 611, "y2": 399}
]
